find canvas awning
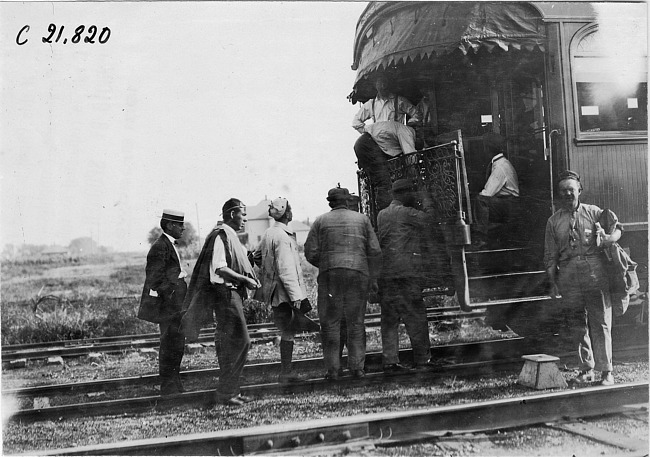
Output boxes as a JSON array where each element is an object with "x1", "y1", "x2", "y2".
[{"x1": 352, "y1": 2, "x2": 546, "y2": 84}]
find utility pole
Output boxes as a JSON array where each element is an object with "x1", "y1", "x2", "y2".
[{"x1": 195, "y1": 203, "x2": 201, "y2": 250}]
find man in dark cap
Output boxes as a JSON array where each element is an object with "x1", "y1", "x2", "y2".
[
  {"x1": 138, "y1": 209, "x2": 188, "y2": 395},
  {"x1": 181, "y1": 198, "x2": 260, "y2": 406},
  {"x1": 352, "y1": 73, "x2": 422, "y2": 211},
  {"x1": 544, "y1": 171, "x2": 622, "y2": 386},
  {"x1": 304, "y1": 186, "x2": 382, "y2": 380},
  {"x1": 473, "y1": 132, "x2": 520, "y2": 247},
  {"x1": 377, "y1": 179, "x2": 436, "y2": 372}
]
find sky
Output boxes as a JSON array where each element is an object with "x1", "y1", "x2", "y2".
[{"x1": 1, "y1": 1, "x2": 368, "y2": 252}]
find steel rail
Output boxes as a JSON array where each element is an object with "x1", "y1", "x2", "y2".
[
  {"x1": 4, "y1": 338, "x2": 524, "y2": 399},
  {"x1": 30, "y1": 382, "x2": 649, "y2": 456},
  {"x1": 8, "y1": 342, "x2": 647, "y2": 424},
  {"x1": 6, "y1": 348, "x2": 531, "y2": 423},
  {"x1": 1, "y1": 309, "x2": 487, "y2": 361}
]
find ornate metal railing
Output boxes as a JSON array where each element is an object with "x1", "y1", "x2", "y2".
[{"x1": 358, "y1": 130, "x2": 472, "y2": 230}]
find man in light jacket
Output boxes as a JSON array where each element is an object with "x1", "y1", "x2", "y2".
[{"x1": 253, "y1": 198, "x2": 309, "y2": 383}]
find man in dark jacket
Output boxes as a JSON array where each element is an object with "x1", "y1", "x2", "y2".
[
  {"x1": 138, "y1": 209, "x2": 188, "y2": 395},
  {"x1": 377, "y1": 179, "x2": 435, "y2": 373}
]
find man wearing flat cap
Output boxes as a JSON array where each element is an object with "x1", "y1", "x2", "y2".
[
  {"x1": 181, "y1": 198, "x2": 260, "y2": 406},
  {"x1": 138, "y1": 209, "x2": 188, "y2": 396},
  {"x1": 253, "y1": 198, "x2": 312, "y2": 383},
  {"x1": 377, "y1": 179, "x2": 438, "y2": 373},
  {"x1": 304, "y1": 186, "x2": 382, "y2": 380},
  {"x1": 544, "y1": 171, "x2": 622, "y2": 386}
]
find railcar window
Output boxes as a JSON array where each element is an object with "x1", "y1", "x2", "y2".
[
  {"x1": 572, "y1": 27, "x2": 647, "y2": 139},
  {"x1": 577, "y1": 82, "x2": 647, "y2": 133}
]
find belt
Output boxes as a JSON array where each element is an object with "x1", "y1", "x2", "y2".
[{"x1": 562, "y1": 254, "x2": 603, "y2": 264}]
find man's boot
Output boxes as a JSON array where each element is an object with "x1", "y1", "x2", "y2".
[{"x1": 278, "y1": 340, "x2": 301, "y2": 384}]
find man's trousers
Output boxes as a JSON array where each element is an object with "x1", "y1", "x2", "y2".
[
  {"x1": 558, "y1": 256, "x2": 613, "y2": 372},
  {"x1": 380, "y1": 277, "x2": 431, "y2": 366},
  {"x1": 354, "y1": 133, "x2": 393, "y2": 211},
  {"x1": 159, "y1": 315, "x2": 185, "y2": 391},
  {"x1": 213, "y1": 285, "x2": 251, "y2": 400},
  {"x1": 317, "y1": 269, "x2": 368, "y2": 374}
]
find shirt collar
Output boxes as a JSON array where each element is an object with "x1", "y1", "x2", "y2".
[
  {"x1": 220, "y1": 223, "x2": 237, "y2": 236},
  {"x1": 163, "y1": 232, "x2": 177, "y2": 245},
  {"x1": 492, "y1": 153, "x2": 504, "y2": 164},
  {"x1": 273, "y1": 220, "x2": 294, "y2": 235}
]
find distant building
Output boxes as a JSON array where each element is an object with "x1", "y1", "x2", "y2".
[
  {"x1": 244, "y1": 199, "x2": 311, "y2": 248},
  {"x1": 289, "y1": 220, "x2": 311, "y2": 245},
  {"x1": 41, "y1": 245, "x2": 70, "y2": 258}
]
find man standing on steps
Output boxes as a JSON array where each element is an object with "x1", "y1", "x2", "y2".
[
  {"x1": 253, "y1": 197, "x2": 311, "y2": 384},
  {"x1": 544, "y1": 171, "x2": 621, "y2": 386},
  {"x1": 352, "y1": 73, "x2": 421, "y2": 210},
  {"x1": 138, "y1": 209, "x2": 188, "y2": 396}
]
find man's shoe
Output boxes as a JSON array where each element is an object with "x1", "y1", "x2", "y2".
[
  {"x1": 160, "y1": 386, "x2": 181, "y2": 396},
  {"x1": 383, "y1": 363, "x2": 410, "y2": 374},
  {"x1": 174, "y1": 376, "x2": 186, "y2": 393},
  {"x1": 600, "y1": 372, "x2": 615, "y2": 386},
  {"x1": 160, "y1": 379, "x2": 181, "y2": 396},
  {"x1": 325, "y1": 371, "x2": 340, "y2": 382},
  {"x1": 352, "y1": 369, "x2": 365, "y2": 379},
  {"x1": 572, "y1": 369, "x2": 595, "y2": 384},
  {"x1": 278, "y1": 372, "x2": 302, "y2": 384},
  {"x1": 412, "y1": 362, "x2": 435, "y2": 372},
  {"x1": 223, "y1": 396, "x2": 245, "y2": 406},
  {"x1": 237, "y1": 394, "x2": 254, "y2": 403}
]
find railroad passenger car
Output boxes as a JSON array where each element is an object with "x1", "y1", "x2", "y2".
[{"x1": 349, "y1": 1, "x2": 647, "y2": 338}]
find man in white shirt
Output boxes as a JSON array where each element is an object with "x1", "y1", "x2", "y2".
[
  {"x1": 352, "y1": 73, "x2": 421, "y2": 210},
  {"x1": 474, "y1": 133, "x2": 520, "y2": 247},
  {"x1": 181, "y1": 198, "x2": 260, "y2": 406}
]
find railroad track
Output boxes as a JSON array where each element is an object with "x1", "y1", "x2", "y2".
[
  {"x1": 30, "y1": 382, "x2": 649, "y2": 456},
  {"x1": 1, "y1": 306, "x2": 486, "y2": 362},
  {"x1": 6, "y1": 340, "x2": 647, "y2": 423},
  {"x1": 4, "y1": 338, "x2": 526, "y2": 421}
]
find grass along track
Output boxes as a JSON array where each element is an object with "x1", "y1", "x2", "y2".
[{"x1": 1, "y1": 307, "x2": 486, "y2": 362}]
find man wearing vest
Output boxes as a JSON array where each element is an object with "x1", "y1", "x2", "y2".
[
  {"x1": 138, "y1": 209, "x2": 188, "y2": 396},
  {"x1": 181, "y1": 198, "x2": 260, "y2": 406},
  {"x1": 352, "y1": 73, "x2": 421, "y2": 210}
]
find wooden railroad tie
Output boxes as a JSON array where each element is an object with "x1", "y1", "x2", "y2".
[{"x1": 518, "y1": 354, "x2": 568, "y2": 390}]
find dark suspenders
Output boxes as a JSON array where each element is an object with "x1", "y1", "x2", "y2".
[{"x1": 371, "y1": 95, "x2": 400, "y2": 123}]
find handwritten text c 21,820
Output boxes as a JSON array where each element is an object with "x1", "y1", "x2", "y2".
[{"x1": 16, "y1": 24, "x2": 111, "y2": 46}]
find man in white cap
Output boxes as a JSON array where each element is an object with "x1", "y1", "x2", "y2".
[
  {"x1": 253, "y1": 198, "x2": 311, "y2": 383},
  {"x1": 138, "y1": 209, "x2": 188, "y2": 395}
]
